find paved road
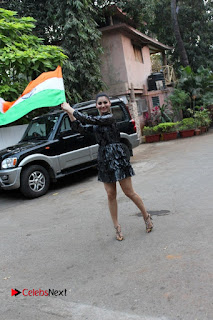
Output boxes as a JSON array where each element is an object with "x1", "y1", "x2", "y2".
[{"x1": 1, "y1": 131, "x2": 213, "y2": 320}]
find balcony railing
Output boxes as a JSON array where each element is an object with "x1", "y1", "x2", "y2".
[
  {"x1": 152, "y1": 65, "x2": 176, "y2": 86},
  {"x1": 162, "y1": 65, "x2": 176, "y2": 85}
]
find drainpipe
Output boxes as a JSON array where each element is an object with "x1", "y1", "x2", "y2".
[
  {"x1": 130, "y1": 83, "x2": 135, "y2": 102},
  {"x1": 128, "y1": 83, "x2": 142, "y2": 143}
]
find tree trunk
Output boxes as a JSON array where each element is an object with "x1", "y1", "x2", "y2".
[{"x1": 171, "y1": 0, "x2": 189, "y2": 67}]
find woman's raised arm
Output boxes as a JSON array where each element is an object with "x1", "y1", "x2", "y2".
[{"x1": 61, "y1": 102, "x2": 76, "y2": 122}]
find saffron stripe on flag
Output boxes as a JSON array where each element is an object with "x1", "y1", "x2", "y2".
[{"x1": 21, "y1": 65, "x2": 63, "y2": 97}]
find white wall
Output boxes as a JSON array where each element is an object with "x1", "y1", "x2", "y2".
[{"x1": 0, "y1": 124, "x2": 28, "y2": 150}]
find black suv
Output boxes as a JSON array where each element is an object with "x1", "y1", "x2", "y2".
[{"x1": 0, "y1": 98, "x2": 139, "y2": 198}]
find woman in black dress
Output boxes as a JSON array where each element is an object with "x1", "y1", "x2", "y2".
[{"x1": 61, "y1": 93, "x2": 153, "y2": 240}]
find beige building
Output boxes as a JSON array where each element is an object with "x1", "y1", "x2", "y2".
[{"x1": 99, "y1": 6, "x2": 174, "y2": 131}]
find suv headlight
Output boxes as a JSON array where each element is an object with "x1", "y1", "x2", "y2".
[{"x1": 1, "y1": 157, "x2": 17, "y2": 169}]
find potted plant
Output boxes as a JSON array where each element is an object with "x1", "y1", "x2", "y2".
[
  {"x1": 177, "y1": 118, "x2": 196, "y2": 138},
  {"x1": 194, "y1": 125, "x2": 201, "y2": 136},
  {"x1": 157, "y1": 122, "x2": 178, "y2": 141},
  {"x1": 193, "y1": 109, "x2": 211, "y2": 133},
  {"x1": 143, "y1": 125, "x2": 161, "y2": 143},
  {"x1": 202, "y1": 110, "x2": 211, "y2": 131},
  {"x1": 193, "y1": 110, "x2": 202, "y2": 135}
]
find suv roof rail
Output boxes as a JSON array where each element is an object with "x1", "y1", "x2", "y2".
[
  {"x1": 73, "y1": 100, "x2": 96, "y2": 108},
  {"x1": 73, "y1": 96, "x2": 124, "y2": 109}
]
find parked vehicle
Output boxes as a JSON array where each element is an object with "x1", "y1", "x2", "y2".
[{"x1": 0, "y1": 98, "x2": 139, "y2": 198}]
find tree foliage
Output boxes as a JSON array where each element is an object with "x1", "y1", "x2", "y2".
[
  {"x1": 0, "y1": 0, "x2": 50, "y2": 41},
  {"x1": 166, "y1": 65, "x2": 213, "y2": 119},
  {"x1": 53, "y1": 0, "x2": 104, "y2": 102},
  {"x1": 171, "y1": 0, "x2": 189, "y2": 67},
  {"x1": 177, "y1": 66, "x2": 213, "y2": 109},
  {"x1": 94, "y1": 0, "x2": 213, "y2": 72},
  {"x1": 1, "y1": 0, "x2": 104, "y2": 103},
  {"x1": 1, "y1": 0, "x2": 212, "y2": 94},
  {"x1": 0, "y1": 8, "x2": 66, "y2": 101},
  {"x1": 152, "y1": 0, "x2": 212, "y2": 72}
]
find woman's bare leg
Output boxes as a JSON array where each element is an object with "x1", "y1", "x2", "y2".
[
  {"x1": 104, "y1": 182, "x2": 118, "y2": 226},
  {"x1": 104, "y1": 182, "x2": 124, "y2": 240},
  {"x1": 119, "y1": 177, "x2": 153, "y2": 231}
]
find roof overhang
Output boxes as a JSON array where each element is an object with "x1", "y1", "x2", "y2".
[{"x1": 99, "y1": 23, "x2": 173, "y2": 53}]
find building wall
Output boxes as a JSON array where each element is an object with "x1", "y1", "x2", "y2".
[
  {"x1": 100, "y1": 32, "x2": 129, "y2": 96},
  {"x1": 100, "y1": 29, "x2": 173, "y2": 140},
  {"x1": 100, "y1": 31, "x2": 153, "y2": 96},
  {"x1": 122, "y1": 36, "x2": 152, "y2": 91}
]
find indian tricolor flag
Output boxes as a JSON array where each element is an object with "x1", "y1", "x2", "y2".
[{"x1": 0, "y1": 66, "x2": 66, "y2": 126}]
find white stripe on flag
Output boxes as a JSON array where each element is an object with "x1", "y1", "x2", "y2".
[
  {"x1": 12, "y1": 77, "x2": 64, "y2": 109},
  {"x1": 0, "y1": 98, "x2": 4, "y2": 113}
]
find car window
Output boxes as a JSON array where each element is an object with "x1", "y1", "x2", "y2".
[
  {"x1": 111, "y1": 104, "x2": 126, "y2": 121},
  {"x1": 21, "y1": 114, "x2": 59, "y2": 141},
  {"x1": 60, "y1": 116, "x2": 72, "y2": 131},
  {"x1": 59, "y1": 116, "x2": 74, "y2": 136},
  {"x1": 27, "y1": 122, "x2": 46, "y2": 136}
]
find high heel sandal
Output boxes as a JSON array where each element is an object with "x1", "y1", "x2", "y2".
[
  {"x1": 144, "y1": 214, "x2": 153, "y2": 233},
  {"x1": 115, "y1": 225, "x2": 124, "y2": 241}
]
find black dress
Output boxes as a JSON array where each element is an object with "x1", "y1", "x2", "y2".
[{"x1": 72, "y1": 110, "x2": 135, "y2": 183}]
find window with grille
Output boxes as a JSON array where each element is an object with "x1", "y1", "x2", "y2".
[{"x1": 152, "y1": 96, "x2": 160, "y2": 107}]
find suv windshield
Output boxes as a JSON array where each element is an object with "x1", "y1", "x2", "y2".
[{"x1": 21, "y1": 114, "x2": 59, "y2": 141}]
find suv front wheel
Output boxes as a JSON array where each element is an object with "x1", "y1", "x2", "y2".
[{"x1": 20, "y1": 165, "x2": 50, "y2": 198}]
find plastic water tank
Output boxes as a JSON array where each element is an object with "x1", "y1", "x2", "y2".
[{"x1": 148, "y1": 72, "x2": 166, "y2": 91}]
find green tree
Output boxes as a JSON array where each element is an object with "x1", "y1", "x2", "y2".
[
  {"x1": 54, "y1": 0, "x2": 104, "y2": 102},
  {"x1": 0, "y1": 8, "x2": 66, "y2": 101},
  {"x1": 177, "y1": 66, "x2": 213, "y2": 110},
  {"x1": 3, "y1": 0, "x2": 212, "y2": 77},
  {"x1": 0, "y1": 0, "x2": 50, "y2": 41},
  {"x1": 94, "y1": 0, "x2": 213, "y2": 72},
  {"x1": 94, "y1": 0, "x2": 156, "y2": 33},
  {"x1": 148, "y1": 0, "x2": 213, "y2": 71},
  {"x1": 1, "y1": 0, "x2": 104, "y2": 103},
  {"x1": 166, "y1": 88, "x2": 189, "y2": 120},
  {"x1": 171, "y1": 0, "x2": 189, "y2": 67}
]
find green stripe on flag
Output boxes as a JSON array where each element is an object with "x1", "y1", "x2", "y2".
[{"x1": 0, "y1": 89, "x2": 65, "y2": 126}]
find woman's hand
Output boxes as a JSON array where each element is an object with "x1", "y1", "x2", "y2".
[
  {"x1": 61, "y1": 102, "x2": 74, "y2": 114},
  {"x1": 61, "y1": 102, "x2": 76, "y2": 121}
]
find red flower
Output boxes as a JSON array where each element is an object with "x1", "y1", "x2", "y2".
[{"x1": 144, "y1": 112, "x2": 149, "y2": 119}]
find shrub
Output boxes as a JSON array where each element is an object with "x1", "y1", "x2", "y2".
[
  {"x1": 142, "y1": 126, "x2": 159, "y2": 136},
  {"x1": 157, "y1": 122, "x2": 178, "y2": 133},
  {"x1": 193, "y1": 109, "x2": 211, "y2": 128},
  {"x1": 178, "y1": 118, "x2": 196, "y2": 131}
]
